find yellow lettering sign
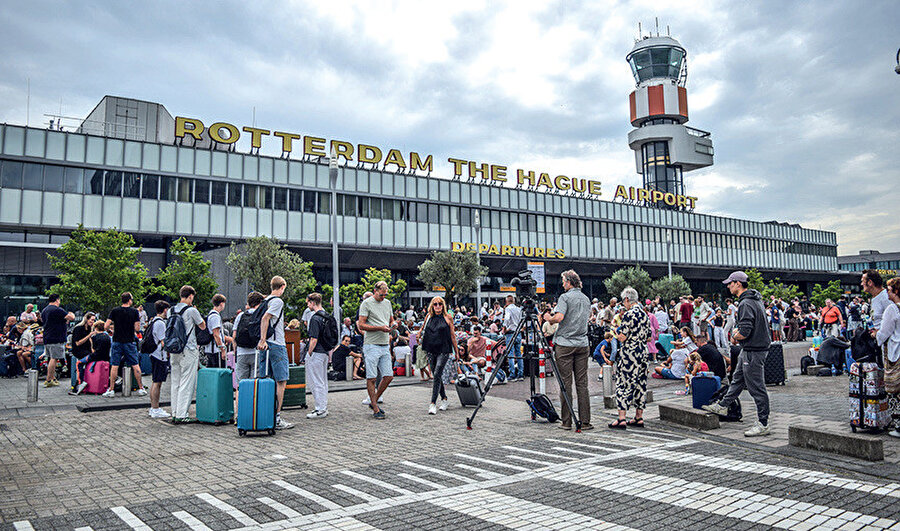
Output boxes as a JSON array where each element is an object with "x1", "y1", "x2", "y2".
[
  {"x1": 358, "y1": 144, "x2": 383, "y2": 164},
  {"x1": 384, "y1": 149, "x2": 407, "y2": 169},
  {"x1": 175, "y1": 116, "x2": 204, "y2": 141},
  {"x1": 273, "y1": 131, "x2": 300, "y2": 153},
  {"x1": 242, "y1": 127, "x2": 270, "y2": 149},
  {"x1": 410, "y1": 152, "x2": 433, "y2": 172}
]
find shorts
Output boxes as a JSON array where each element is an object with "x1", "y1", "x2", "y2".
[
  {"x1": 44, "y1": 343, "x2": 66, "y2": 360},
  {"x1": 110, "y1": 341, "x2": 139, "y2": 367},
  {"x1": 150, "y1": 356, "x2": 168, "y2": 383},
  {"x1": 771, "y1": 323, "x2": 782, "y2": 332},
  {"x1": 363, "y1": 344, "x2": 392, "y2": 379},
  {"x1": 259, "y1": 342, "x2": 289, "y2": 382},
  {"x1": 235, "y1": 354, "x2": 255, "y2": 381},
  {"x1": 660, "y1": 368, "x2": 680, "y2": 380}
]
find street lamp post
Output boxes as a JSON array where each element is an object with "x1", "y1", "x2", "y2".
[
  {"x1": 474, "y1": 209, "x2": 482, "y2": 315},
  {"x1": 666, "y1": 229, "x2": 673, "y2": 279},
  {"x1": 329, "y1": 148, "x2": 340, "y2": 325}
]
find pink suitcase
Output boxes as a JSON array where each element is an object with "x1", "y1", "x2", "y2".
[{"x1": 84, "y1": 361, "x2": 110, "y2": 394}]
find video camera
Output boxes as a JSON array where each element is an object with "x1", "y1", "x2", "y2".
[{"x1": 511, "y1": 269, "x2": 537, "y2": 315}]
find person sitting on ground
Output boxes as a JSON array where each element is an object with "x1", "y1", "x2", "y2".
[
  {"x1": 331, "y1": 335, "x2": 364, "y2": 380},
  {"x1": 16, "y1": 322, "x2": 35, "y2": 373},
  {"x1": 463, "y1": 326, "x2": 488, "y2": 375},
  {"x1": 653, "y1": 327, "x2": 695, "y2": 380},
  {"x1": 676, "y1": 352, "x2": 709, "y2": 395},
  {"x1": 287, "y1": 318, "x2": 301, "y2": 331},
  {"x1": 694, "y1": 334, "x2": 728, "y2": 381}
]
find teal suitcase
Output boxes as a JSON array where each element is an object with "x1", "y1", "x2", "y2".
[{"x1": 196, "y1": 368, "x2": 234, "y2": 425}]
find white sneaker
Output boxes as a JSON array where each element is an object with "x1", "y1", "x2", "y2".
[
  {"x1": 275, "y1": 418, "x2": 294, "y2": 430},
  {"x1": 306, "y1": 410, "x2": 328, "y2": 419},
  {"x1": 744, "y1": 422, "x2": 771, "y2": 437},
  {"x1": 438, "y1": 399, "x2": 448, "y2": 411},
  {"x1": 101, "y1": 389, "x2": 115, "y2": 398},
  {"x1": 136, "y1": 388, "x2": 148, "y2": 397},
  {"x1": 702, "y1": 403, "x2": 728, "y2": 416},
  {"x1": 75, "y1": 382, "x2": 88, "y2": 395},
  {"x1": 428, "y1": 404, "x2": 437, "y2": 415},
  {"x1": 362, "y1": 397, "x2": 371, "y2": 405},
  {"x1": 888, "y1": 429, "x2": 900, "y2": 439},
  {"x1": 149, "y1": 408, "x2": 171, "y2": 418}
]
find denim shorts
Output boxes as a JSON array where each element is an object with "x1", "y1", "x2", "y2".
[
  {"x1": 660, "y1": 368, "x2": 679, "y2": 380},
  {"x1": 363, "y1": 344, "x2": 392, "y2": 379},
  {"x1": 110, "y1": 341, "x2": 139, "y2": 367},
  {"x1": 259, "y1": 342, "x2": 289, "y2": 382}
]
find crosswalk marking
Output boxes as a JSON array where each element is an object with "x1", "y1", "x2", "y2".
[
  {"x1": 73, "y1": 527, "x2": 94, "y2": 531},
  {"x1": 298, "y1": 515, "x2": 380, "y2": 530},
  {"x1": 401, "y1": 460, "x2": 477, "y2": 483},
  {"x1": 273, "y1": 479, "x2": 342, "y2": 511},
  {"x1": 429, "y1": 489, "x2": 642, "y2": 531},
  {"x1": 332, "y1": 484, "x2": 379, "y2": 502},
  {"x1": 505, "y1": 454, "x2": 554, "y2": 467},
  {"x1": 550, "y1": 446, "x2": 597, "y2": 456},
  {"x1": 548, "y1": 438, "x2": 621, "y2": 451},
  {"x1": 397, "y1": 473, "x2": 445, "y2": 490},
  {"x1": 580, "y1": 433, "x2": 644, "y2": 447},
  {"x1": 500, "y1": 445, "x2": 579, "y2": 460},
  {"x1": 12, "y1": 522, "x2": 34, "y2": 531},
  {"x1": 110, "y1": 506, "x2": 152, "y2": 531},
  {"x1": 453, "y1": 463, "x2": 502, "y2": 479},
  {"x1": 340, "y1": 470, "x2": 414, "y2": 495},
  {"x1": 172, "y1": 510, "x2": 213, "y2": 531},
  {"x1": 196, "y1": 492, "x2": 257, "y2": 527},
  {"x1": 258, "y1": 496, "x2": 301, "y2": 518},
  {"x1": 455, "y1": 453, "x2": 530, "y2": 471}
]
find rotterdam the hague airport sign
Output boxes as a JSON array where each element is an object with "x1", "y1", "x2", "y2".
[{"x1": 174, "y1": 116, "x2": 697, "y2": 209}]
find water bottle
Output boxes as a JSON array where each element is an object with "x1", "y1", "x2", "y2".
[{"x1": 832, "y1": 365, "x2": 837, "y2": 376}]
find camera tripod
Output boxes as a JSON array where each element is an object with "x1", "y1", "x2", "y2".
[{"x1": 466, "y1": 306, "x2": 582, "y2": 432}]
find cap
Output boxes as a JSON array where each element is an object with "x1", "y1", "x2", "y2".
[{"x1": 722, "y1": 271, "x2": 748, "y2": 284}]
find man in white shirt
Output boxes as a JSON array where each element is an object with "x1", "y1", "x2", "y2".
[
  {"x1": 864, "y1": 270, "x2": 889, "y2": 336},
  {"x1": 257, "y1": 276, "x2": 293, "y2": 430},
  {"x1": 169, "y1": 285, "x2": 207, "y2": 423},
  {"x1": 148, "y1": 300, "x2": 170, "y2": 419},
  {"x1": 205, "y1": 294, "x2": 230, "y2": 368},
  {"x1": 654, "y1": 306, "x2": 670, "y2": 333},
  {"x1": 502, "y1": 295, "x2": 524, "y2": 381}
]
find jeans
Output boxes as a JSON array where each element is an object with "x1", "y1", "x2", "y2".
[
  {"x1": 428, "y1": 351, "x2": 449, "y2": 403},
  {"x1": 505, "y1": 333, "x2": 523, "y2": 379},
  {"x1": 719, "y1": 348, "x2": 770, "y2": 425}
]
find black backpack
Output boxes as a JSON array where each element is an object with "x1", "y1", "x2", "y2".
[
  {"x1": 163, "y1": 306, "x2": 191, "y2": 355},
  {"x1": 313, "y1": 310, "x2": 339, "y2": 352},
  {"x1": 195, "y1": 310, "x2": 217, "y2": 347},
  {"x1": 800, "y1": 354, "x2": 816, "y2": 375},
  {"x1": 139, "y1": 317, "x2": 162, "y2": 354},
  {"x1": 234, "y1": 309, "x2": 258, "y2": 349},
  {"x1": 710, "y1": 385, "x2": 742, "y2": 422},
  {"x1": 526, "y1": 393, "x2": 560, "y2": 423},
  {"x1": 246, "y1": 297, "x2": 280, "y2": 345}
]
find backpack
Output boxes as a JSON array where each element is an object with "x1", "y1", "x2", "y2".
[
  {"x1": 163, "y1": 306, "x2": 191, "y2": 355},
  {"x1": 195, "y1": 310, "x2": 216, "y2": 347},
  {"x1": 710, "y1": 385, "x2": 742, "y2": 422},
  {"x1": 800, "y1": 354, "x2": 815, "y2": 375},
  {"x1": 526, "y1": 393, "x2": 560, "y2": 423},
  {"x1": 313, "y1": 310, "x2": 339, "y2": 352},
  {"x1": 234, "y1": 310, "x2": 257, "y2": 349},
  {"x1": 139, "y1": 317, "x2": 162, "y2": 354},
  {"x1": 246, "y1": 297, "x2": 280, "y2": 345}
]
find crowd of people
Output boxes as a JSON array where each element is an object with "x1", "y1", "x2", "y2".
[{"x1": 4, "y1": 268, "x2": 900, "y2": 439}]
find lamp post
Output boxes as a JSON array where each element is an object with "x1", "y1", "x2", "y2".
[
  {"x1": 329, "y1": 148, "x2": 340, "y2": 325},
  {"x1": 474, "y1": 209, "x2": 482, "y2": 314},
  {"x1": 666, "y1": 229, "x2": 673, "y2": 279}
]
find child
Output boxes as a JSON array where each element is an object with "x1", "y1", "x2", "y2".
[
  {"x1": 592, "y1": 332, "x2": 614, "y2": 380},
  {"x1": 676, "y1": 351, "x2": 709, "y2": 395}
]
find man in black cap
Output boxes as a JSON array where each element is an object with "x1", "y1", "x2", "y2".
[{"x1": 703, "y1": 271, "x2": 771, "y2": 437}]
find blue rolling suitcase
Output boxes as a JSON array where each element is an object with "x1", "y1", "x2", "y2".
[
  {"x1": 196, "y1": 368, "x2": 234, "y2": 425},
  {"x1": 691, "y1": 374, "x2": 722, "y2": 409},
  {"x1": 139, "y1": 352, "x2": 152, "y2": 375},
  {"x1": 237, "y1": 351, "x2": 276, "y2": 436},
  {"x1": 659, "y1": 333, "x2": 675, "y2": 355}
]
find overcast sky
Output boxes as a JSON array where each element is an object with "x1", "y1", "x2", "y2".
[{"x1": 1, "y1": 1, "x2": 897, "y2": 255}]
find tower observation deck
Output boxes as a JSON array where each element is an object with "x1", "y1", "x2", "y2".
[{"x1": 626, "y1": 33, "x2": 713, "y2": 206}]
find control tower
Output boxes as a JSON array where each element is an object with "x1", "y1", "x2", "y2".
[{"x1": 626, "y1": 33, "x2": 713, "y2": 204}]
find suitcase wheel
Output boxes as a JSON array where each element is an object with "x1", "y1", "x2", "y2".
[
  {"x1": 238, "y1": 429, "x2": 246, "y2": 437},
  {"x1": 268, "y1": 429, "x2": 276, "y2": 436}
]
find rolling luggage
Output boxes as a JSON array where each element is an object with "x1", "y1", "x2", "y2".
[
  {"x1": 282, "y1": 365, "x2": 307, "y2": 409},
  {"x1": 196, "y1": 367, "x2": 234, "y2": 425},
  {"x1": 237, "y1": 352, "x2": 276, "y2": 436},
  {"x1": 84, "y1": 361, "x2": 110, "y2": 394},
  {"x1": 691, "y1": 374, "x2": 721, "y2": 409},
  {"x1": 456, "y1": 374, "x2": 484, "y2": 407},
  {"x1": 658, "y1": 333, "x2": 675, "y2": 355},
  {"x1": 763, "y1": 342, "x2": 786, "y2": 386},
  {"x1": 850, "y1": 362, "x2": 889, "y2": 432},
  {"x1": 139, "y1": 352, "x2": 152, "y2": 375}
]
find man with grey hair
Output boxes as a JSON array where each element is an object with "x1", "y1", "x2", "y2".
[{"x1": 545, "y1": 269, "x2": 592, "y2": 430}]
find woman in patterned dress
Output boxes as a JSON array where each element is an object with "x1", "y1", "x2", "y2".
[{"x1": 610, "y1": 286, "x2": 652, "y2": 429}]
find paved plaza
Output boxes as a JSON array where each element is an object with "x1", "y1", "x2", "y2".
[{"x1": 4, "y1": 351, "x2": 900, "y2": 531}]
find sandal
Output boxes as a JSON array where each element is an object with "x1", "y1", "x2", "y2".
[
  {"x1": 608, "y1": 419, "x2": 627, "y2": 429},
  {"x1": 626, "y1": 417, "x2": 644, "y2": 428}
]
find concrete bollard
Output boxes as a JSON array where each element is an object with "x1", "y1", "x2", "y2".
[
  {"x1": 123, "y1": 369, "x2": 133, "y2": 397},
  {"x1": 26, "y1": 369, "x2": 39, "y2": 402},
  {"x1": 406, "y1": 353, "x2": 412, "y2": 377},
  {"x1": 346, "y1": 356, "x2": 354, "y2": 381}
]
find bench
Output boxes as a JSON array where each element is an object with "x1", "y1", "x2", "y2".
[
  {"x1": 789, "y1": 425, "x2": 883, "y2": 461},
  {"x1": 658, "y1": 402, "x2": 720, "y2": 430}
]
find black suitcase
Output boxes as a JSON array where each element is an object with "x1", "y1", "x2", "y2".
[
  {"x1": 764, "y1": 342, "x2": 786, "y2": 385},
  {"x1": 456, "y1": 374, "x2": 484, "y2": 407}
]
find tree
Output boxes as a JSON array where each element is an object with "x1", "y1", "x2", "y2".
[
  {"x1": 762, "y1": 278, "x2": 802, "y2": 302},
  {"x1": 603, "y1": 266, "x2": 651, "y2": 302},
  {"x1": 46, "y1": 225, "x2": 149, "y2": 316},
  {"x1": 416, "y1": 251, "x2": 488, "y2": 307},
  {"x1": 745, "y1": 268, "x2": 765, "y2": 293},
  {"x1": 226, "y1": 236, "x2": 317, "y2": 309},
  {"x1": 153, "y1": 237, "x2": 218, "y2": 313},
  {"x1": 649, "y1": 275, "x2": 691, "y2": 303},
  {"x1": 340, "y1": 268, "x2": 407, "y2": 319},
  {"x1": 811, "y1": 280, "x2": 843, "y2": 308}
]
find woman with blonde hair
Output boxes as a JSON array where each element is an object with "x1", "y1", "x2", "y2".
[{"x1": 417, "y1": 296, "x2": 461, "y2": 415}]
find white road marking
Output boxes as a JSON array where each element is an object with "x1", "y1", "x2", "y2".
[
  {"x1": 273, "y1": 479, "x2": 343, "y2": 511},
  {"x1": 401, "y1": 460, "x2": 477, "y2": 483},
  {"x1": 73, "y1": 527, "x2": 94, "y2": 531},
  {"x1": 297, "y1": 515, "x2": 380, "y2": 530},
  {"x1": 12, "y1": 522, "x2": 34, "y2": 531},
  {"x1": 453, "y1": 463, "x2": 502, "y2": 479},
  {"x1": 500, "y1": 445, "x2": 579, "y2": 460},
  {"x1": 110, "y1": 507, "x2": 152, "y2": 531},
  {"x1": 172, "y1": 510, "x2": 213, "y2": 531},
  {"x1": 196, "y1": 492, "x2": 257, "y2": 526},
  {"x1": 258, "y1": 496, "x2": 301, "y2": 518},
  {"x1": 454, "y1": 452, "x2": 530, "y2": 471},
  {"x1": 396, "y1": 472, "x2": 445, "y2": 490},
  {"x1": 505, "y1": 454, "x2": 554, "y2": 467},
  {"x1": 340, "y1": 470, "x2": 414, "y2": 495},
  {"x1": 547, "y1": 438, "x2": 617, "y2": 451},
  {"x1": 550, "y1": 446, "x2": 597, "y2": 456},
  {"x1": 331, "y1": 484, "x2": 379, "y2": 502}
]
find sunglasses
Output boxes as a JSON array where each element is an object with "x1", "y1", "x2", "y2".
[{"x1": 434, "y1": 303, "x2": 443, "y2": 306}]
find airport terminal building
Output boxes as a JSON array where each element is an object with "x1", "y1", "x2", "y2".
[{"x1": 0, "y1": 94, "x2": 840, "y2": 313}]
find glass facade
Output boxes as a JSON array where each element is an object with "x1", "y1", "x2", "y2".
[
  {"x1": 628, "y1": 46, "x2": 685, "y2": 83},
  {"x1": 0, "y1": 124, "x2": 839, "y2": 272},
  {"x1": 640, "y1": 141, "x2": 684, "y2": 199}
]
